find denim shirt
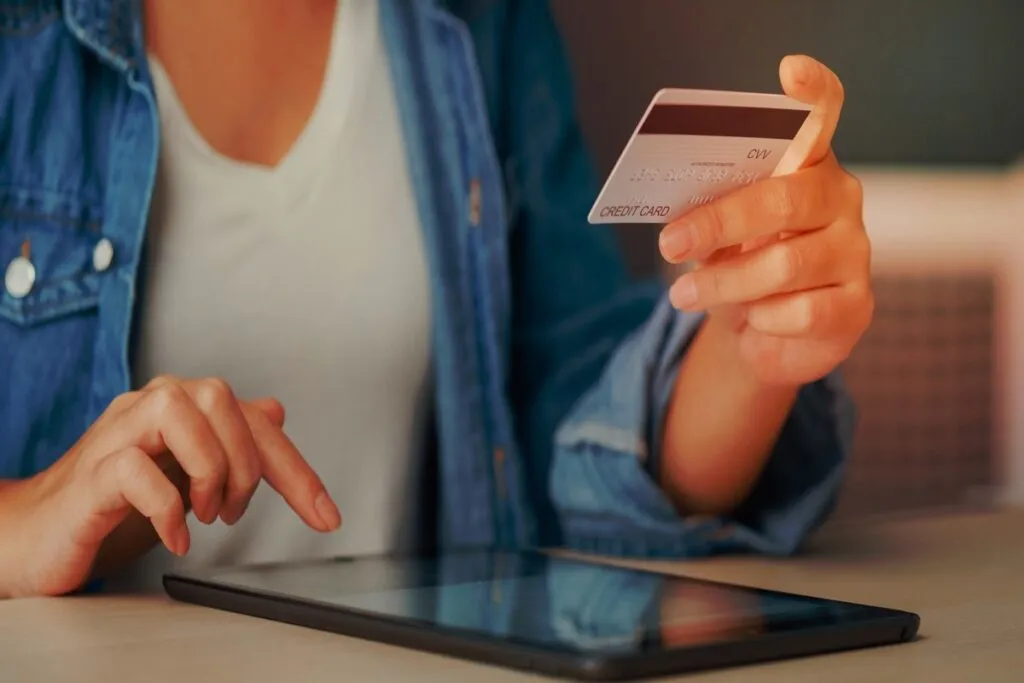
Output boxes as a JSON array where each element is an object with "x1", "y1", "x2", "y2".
[{"x1": 0, "y1": 0, "x2": 853, "y2": 560}]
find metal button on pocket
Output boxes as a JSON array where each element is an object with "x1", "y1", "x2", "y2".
[
  {"x1": 92, "y1": 238, "x2": 114, "y2": 272},
  {"x1": 4, "y1": 256, "x2": 36, "y2": 299}
]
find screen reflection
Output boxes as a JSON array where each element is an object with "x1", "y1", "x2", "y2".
[{"x1": 204, "y1": 550, "x2": 844, "y2": 654}]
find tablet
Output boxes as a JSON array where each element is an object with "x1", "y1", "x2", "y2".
[{"x1": 164, "y1": 549, "x2": 919, "y2": 680}]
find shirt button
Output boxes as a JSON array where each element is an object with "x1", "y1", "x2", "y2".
[
  {"x1": 468, "y1": 179, "x2": 482, "y2": 226},
  {"x1": 494, "y1": 447, "x2": 506, "y2": 499},
  {"x1": 92, "y1": 238, "x2": 114, "y2": 272},
  {"x1": 4, "y1": 256, "x2": 36, "y2": 299}
]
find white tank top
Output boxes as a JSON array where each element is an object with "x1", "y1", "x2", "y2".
[{"x1": 118, "y1": 0, "x2": 432, "y2": 590}]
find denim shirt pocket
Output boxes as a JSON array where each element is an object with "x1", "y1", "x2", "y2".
[
  {"x1": 0, "y1": 2, "x2": 60, "y2": 37},
  {"x1": 0, "y1": 189, "x2": 106, "y2": 326},
  {"x1": 0, "y1": 188, "x2": 111, "y2": 477}
]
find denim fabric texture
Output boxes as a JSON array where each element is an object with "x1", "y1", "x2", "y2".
[{"x1": 0, "y1": 0, "x2": 853, "y2": 560}]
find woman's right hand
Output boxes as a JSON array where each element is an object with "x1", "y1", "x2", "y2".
[{"x1": 0, "y1": 375, "x2": 341, "y2": 598}]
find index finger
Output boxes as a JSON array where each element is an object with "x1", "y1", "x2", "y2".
[
  {"x1": 773, "y1": 55, "x2": 845, "y2": 176},
  {"x1": 240, "y1": 402, "x2": 341, "y2": 532},
  {"x1": 659, "y1": 160, "x2": 843, "y2": 263}
]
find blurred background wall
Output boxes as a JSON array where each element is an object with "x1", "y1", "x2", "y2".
[{"x1": 549, "y1": 0, "x2": 1024, "y2": 518}]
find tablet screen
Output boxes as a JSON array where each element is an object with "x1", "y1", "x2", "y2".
[{"x1": 187, "y1": 550, "x2": 878, "y2": 654}]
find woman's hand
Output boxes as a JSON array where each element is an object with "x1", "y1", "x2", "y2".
[
  {"x1": 659, "y1": 55, "x2": 872, "y2": 386},
  {"x1": 0, "y1": 376, "x2": 341, "y2": 598},
  {"x1": 658, "y1": 56, "x2": 870, "y2": 515}
]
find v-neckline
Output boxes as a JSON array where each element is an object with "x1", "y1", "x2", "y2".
[{"x1": 146, "y1": 0, "x2": 368, "y2": 198}]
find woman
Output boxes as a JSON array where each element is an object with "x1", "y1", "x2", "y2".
[{"x1": 0, "y1": 0, "x2": 870, "y2": 597}]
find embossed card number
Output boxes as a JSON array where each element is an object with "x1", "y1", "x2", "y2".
[{"x1": 588, "y1": 88, "x2": 812, "y2": 224}]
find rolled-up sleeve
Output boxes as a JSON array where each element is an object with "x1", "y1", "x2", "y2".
[{"x1": 549, "y1": 297, "x2": 855, "y2": 559}]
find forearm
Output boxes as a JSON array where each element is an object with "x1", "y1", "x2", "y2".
[
  {"x1": 660, "y1": 316, "x2": 799, "y2": 516},
  {"x1": 0, "y1": 478, "x2": 37, "y2": 598},
  {"x1": 0, "y1": 481, "x2": 21, "y2": 598}
]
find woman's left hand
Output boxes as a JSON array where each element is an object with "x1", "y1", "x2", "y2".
[{"x1": 658, "y1": 55, "x2": 873, "y2": 386}]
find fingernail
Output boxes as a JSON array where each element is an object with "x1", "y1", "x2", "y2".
[
  {"x1": 196, "y1": 492, "x2": 220, "y2": 525},
  {"x1": 219, "y1": 505, "x2": 240, "y2": 526},
  {"x1": 315, "y1": 492, "x2": 342, "y2": 531},
  {"x1": 670, "y1": 275, "x2": 699, "y2": 310},
  {"x1": 787, "y1": 55, "x2": 812, "y2": 85},
  {"x1": 174, "y1": 524, "x2": 191, "y2": 556},
  {"x1": 192, "y1": 500, "x2": 210, "y2": 524},
  {"x1": 659, "y1": 225, "x2": 694, "y2": 262},
  {"x1": 235, "y1": 498, "x2": 251, "y2": 523}
]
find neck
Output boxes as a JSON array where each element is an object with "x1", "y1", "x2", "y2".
[{"x1": 143, "y1": 0, "x2": 339, "y2": 59}]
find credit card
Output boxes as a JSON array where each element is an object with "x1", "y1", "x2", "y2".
[{"x1": 588, "y1": 88, "x2": 812, "y2": 224}]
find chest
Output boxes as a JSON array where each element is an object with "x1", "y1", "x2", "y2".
[{"x1": 136, "y1": 19, "x2": 430, "y2": 393}]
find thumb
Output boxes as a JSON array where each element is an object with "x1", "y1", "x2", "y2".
[
  {"x1": 249, "y1": 397, "x2": 286, "y2": 427},
  {"x1": 774, "y1": 54, "x2": 844, "y2": 175}
]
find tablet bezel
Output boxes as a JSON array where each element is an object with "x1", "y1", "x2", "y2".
[{"x1": 163, "y1": 552, "x2": 920, "y2": 681}]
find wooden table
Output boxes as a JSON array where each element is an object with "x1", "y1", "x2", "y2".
[{"x1": 1, "y1": 509, "x2": 1021, "y2": 682}]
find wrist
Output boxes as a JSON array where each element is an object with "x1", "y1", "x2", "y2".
[
  {"x1": 660, "y1": 314, "x2": 802, "y2": 515},
  {"x1": 698, "y1": 314, "x2": 801, "y2": 400}
]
